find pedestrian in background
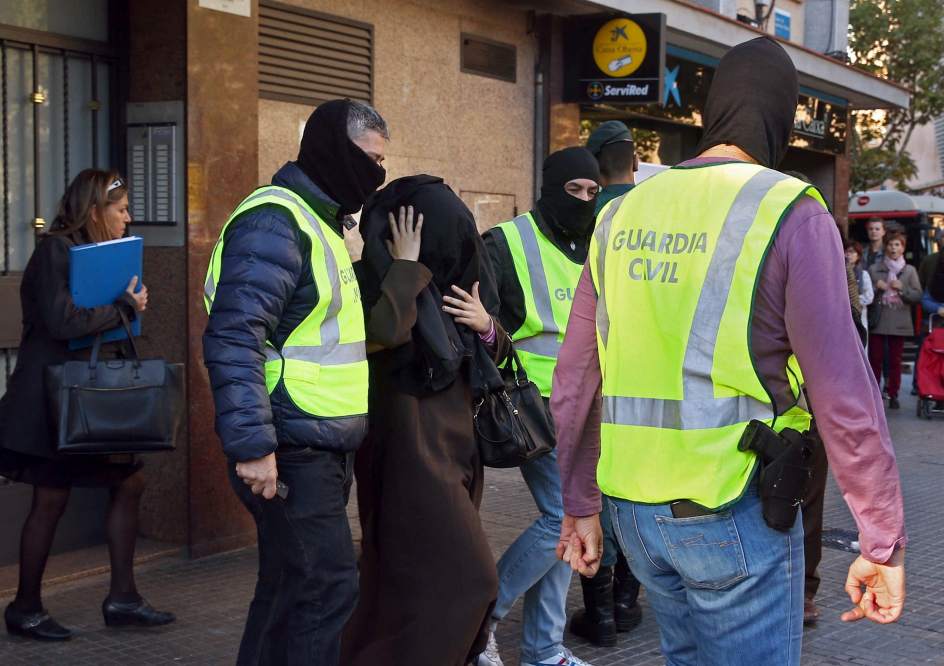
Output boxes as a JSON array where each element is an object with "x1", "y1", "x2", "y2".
[
  {"x1": 203, "y1": 99, "x2": 387, "y2": 666},
  {"x1": 868, "y1": 231, "x2": 922, "y2": 409},
  {"x1": 554, "y1": 37, "x2": 906, "y2": 665},
  {"x1": 565, "y1": 121, "x2": 643, "y2": 649},
  {"x1": 845, "y1": 239, "x2": 874, "y2": 336},
  {"x1": 476, "y1": 147, "x2": 599, "y2": 666},
  {"x1": 0, "y1": 169, "x2": 172, "y2": 641},
  {"x1": 914, "y1": 229, "x2": 943, "y2": 395},
  {"x1": 343, "y1": 177, "x2": 507, "y2": 666},
  {"x1": 862, "y1": 217, "x2": 886, "y2": 270}
]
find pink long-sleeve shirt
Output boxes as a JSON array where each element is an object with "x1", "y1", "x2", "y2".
[{"x1": 552, "y1": 159, "x2": 906, "y2": 564}]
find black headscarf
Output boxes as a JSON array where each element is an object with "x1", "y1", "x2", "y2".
[
  {"x1": 296, "y1": 99, "x2": 386, "y2": 216},
  {"x1": 695, "y1": 37, "x2": 798, "y2": 168},
  {"x1": 536, "y1": 147, "x2": 601, "y2": 240},
  {"x1": 360, "y1": 175, "x2": 499, "y2": 395}
]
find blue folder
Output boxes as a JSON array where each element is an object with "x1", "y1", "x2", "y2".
[{"x1": 68, "y1": 236, "x2": 143, "y2": 350}]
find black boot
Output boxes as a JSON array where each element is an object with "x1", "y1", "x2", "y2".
[
  {"x1": 568, "y1": 565, "x2": 617, "y2": 647},
  {"x1": 613, "y1": 552, "x2": 642, "y2": 632}
]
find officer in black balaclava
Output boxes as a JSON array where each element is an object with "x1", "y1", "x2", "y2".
[
  {"x1": 484, "y1": 147, "x2": 601, "y2": 336},
  {"x1": 203, "y1": 98, "x2": 388, "y2": 666},
  {"x1": 475, "y1": 146, "x2": 600, "y2": 666}
]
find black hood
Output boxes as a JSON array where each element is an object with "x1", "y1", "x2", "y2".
[
  {"x1": 296, "y1": 99, "x2": 386, "y2": 217},
  {"x1": 695, "y1": 37, "x2": 798, "y2": 168},
  {"x1": 536, "y1": 147, "x2": 601, "y2": 240}
]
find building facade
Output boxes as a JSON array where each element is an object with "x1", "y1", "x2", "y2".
[{"x1": 0, "y1": 0, "x2": 909, "y2": 569}]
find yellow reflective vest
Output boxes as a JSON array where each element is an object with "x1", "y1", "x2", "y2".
[
  {"x1": 204, "y1": 186, "x2": 368, "y2": 419},
  {"x1": 495, "y1": 212, "x2": 584, "y2": 397},
  {"x1": 589, "y1": 162, "x2": 820, "y2": 509}
]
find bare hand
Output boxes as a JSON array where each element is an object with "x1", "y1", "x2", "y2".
[
  {"x1": 937, "y1": 306, "x2": 944, "y2": 317},
  {"x1": 343, "y1": 218, "x2": 364, "y2": 262},
  {"x1": 125, "y1": 276, "x2": 148, "y2": 312},
  {"x1": 386, "y1": 205, "x2": 423, "y2": 261},
  {"x1": 841, "y1": 551, "x2": 905, "y2": 624},
  {"x1": 889, "y1": 279, "x2": 902, "y2": 291},
  {"x1": 235, "y1": 452, "x2": 278, "y2": 500},
  {"x1": 442, "y1": 282, "x2": 492, "y2": 334},
  {"x1": 557, "y1": 514, "x2": 603, "y2": 577},
  {"x1": 875, "y1": 280, "x2": 888, "y2": 291}
]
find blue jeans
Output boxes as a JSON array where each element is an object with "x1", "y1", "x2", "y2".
[
  {"x1": 600, "y1": 496, "x2": 620, "y2": 567},
  {"x1": 493, "y1": 448, "x2": 573, "y2": 662},
  {"x1": 607, "y1": 483, "x2": 803, "y2": 666}
]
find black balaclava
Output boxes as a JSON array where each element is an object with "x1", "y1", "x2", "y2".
[
  {"x1": 296, "y1": 99, "x2": 386, "y2": 216},
  {"x1": 695, "y1": 37, "x2": 798, "y2": 168},
  {"x1": 536, "y1": 147, "x2": 601, "y2": 240}
]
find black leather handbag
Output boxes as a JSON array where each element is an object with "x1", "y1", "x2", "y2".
[
  {"x1": 472, "y1": 339, "x2": 556, "y2": 468},
  {"x1": 45, "y1": 312, "x2": 183, "y2": 455}
]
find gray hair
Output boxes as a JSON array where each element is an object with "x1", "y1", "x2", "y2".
[{"x1": 346, "y1": 100, "x2": 389, "y2": 141}]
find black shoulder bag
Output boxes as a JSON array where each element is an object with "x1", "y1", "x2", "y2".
[
  {"x1": 472, "y1": 337, "x2": 556, "y2": 468},
  {"x1": 45, "y1": 311, "x2": 184, "y2": 454}
]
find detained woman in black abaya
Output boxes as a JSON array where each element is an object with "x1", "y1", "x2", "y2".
[{"x1": 341, "y1": 176, "x2": 510, "y2": 666}]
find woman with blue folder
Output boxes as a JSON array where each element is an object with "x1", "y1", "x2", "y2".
[{"x1": 0, "y1": 169, "x2": 174, "y2": 640}]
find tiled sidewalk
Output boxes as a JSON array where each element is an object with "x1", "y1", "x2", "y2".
[{"x1": 1, "y1": 385, "x2": 942, "y2": 665}]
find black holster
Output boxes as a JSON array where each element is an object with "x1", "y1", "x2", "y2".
[{"x1": 737, "y1": 420, "x2": 814, "y2": 532}]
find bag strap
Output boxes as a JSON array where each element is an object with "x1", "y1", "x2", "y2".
[
  {"x1": 116, "y1": 308, "x2": 142, "y2": 367},
  {"x1": 502, "y1": 335, "x2": 530, "y2": 386}
]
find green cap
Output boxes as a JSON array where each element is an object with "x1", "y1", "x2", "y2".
[{"x1": 586, "y1": 120, "x2": 633, "y2": 157}]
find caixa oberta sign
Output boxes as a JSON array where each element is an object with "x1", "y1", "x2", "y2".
[{"x1": 564, "y1": 13, "x2": 666, "y2": 105}]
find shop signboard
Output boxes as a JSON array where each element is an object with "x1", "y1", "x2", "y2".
[{"x1": 564, "y1": 13, "x2": 666, "y2": 105}]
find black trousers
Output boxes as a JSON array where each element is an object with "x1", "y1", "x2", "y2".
[
  {"x1": 802, "y1": 431, "x2": 829, "y2": 600},
  {"x1": 228, "y1": 447, "x2": 357, "y2": 666}
]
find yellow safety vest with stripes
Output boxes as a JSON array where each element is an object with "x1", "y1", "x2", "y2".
[
  {"x1": 495, "y1": 212, "x2": 584, "y2": 397},
  {"x1": 589, "y1": 162, "x2": 820, "y2": 509},
  {"x1": 204, "y1": 186, "x2": 368, "y2": 419}
]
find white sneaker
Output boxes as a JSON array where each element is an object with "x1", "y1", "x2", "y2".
[
  {"x1": 476, "y1": 631, "x2": 504, "y2": 666},
  {"x1": 522, "y1": 648, "x2": 594, "y2": 666}
]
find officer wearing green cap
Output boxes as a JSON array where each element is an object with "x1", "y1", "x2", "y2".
[
  {"x1": 586, "y1": 120, "x2": 638, "y2": 216},
  {"x1": 567, "y1": 120, "x2": 642, "y2": 648}
]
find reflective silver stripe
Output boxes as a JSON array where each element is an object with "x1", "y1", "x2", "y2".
[
  {"x1": 593, "y1": 195, "x2": 626, "y2": 349},
  {"x1": 512, "y1": 214, "x2": 559, "y2": 352},
  {"x1": 681, "y1": 169, "x2": 787, "y2": 399},
  {"x1": 264, "y1": 345, "x2": 282, "y2": 363},
  {"x1": 602, "y1": 169, "x2": 787, "y2": 429},
  {"x1": 254, "y1": 188, "x2": 346, "y2": 351},
  {"x1": 516, "y1": 332, "x2": 562, "y2": 357},
  {"x1": 282, "y1": 342, "x2": 366, "y2": 366},
  {"x1": 230, "y1": 187, "x2": 365, "y2": 367},
  {"x1": 204, "y1": 273, "x2": 216, "y2": 304},
  {"x1": 603, "y1": 394, "x2": 772, "y2": 431}
]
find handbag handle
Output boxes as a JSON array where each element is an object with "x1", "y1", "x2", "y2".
[
  {"x1": 503, "y1": 336, "x2": 530, "y2": 386},
  {"x1": 89, "y1": 307, "x2": 141, "y2": 371}
]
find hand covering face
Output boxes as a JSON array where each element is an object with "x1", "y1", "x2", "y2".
[
  {"x1": 359, "y1": 175, "x2": 500, "y2": 395},
  {"x1": 536, "y1": 147, "x2": 601, "y2": 240},
  {"x1": 695, "y1": 36, "x2": 799, "y2": 169},
  {"x1": 296, "y1": 99, "x2": 386, "y2": 216}
]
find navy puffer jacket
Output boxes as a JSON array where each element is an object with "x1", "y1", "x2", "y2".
[{"x1": 203, "y1": 162, "x2": 367, "y2": 461}]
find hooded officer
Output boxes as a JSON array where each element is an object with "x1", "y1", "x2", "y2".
[
  {"x1": 203, "y1": 99, "x2": 388, "y2": 666},
  {"x1": 476, "y1": 147, "x2": 600, "y2": 666}
]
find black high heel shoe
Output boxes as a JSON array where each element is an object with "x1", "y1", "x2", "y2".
[
  {"x1": 102, "y1": 597, "x2": 175, "y2": 628},
  {"x1": 4, "y1": 603, "x2": 72, "y2": 641}
]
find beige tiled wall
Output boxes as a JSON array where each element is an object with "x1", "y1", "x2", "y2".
[{"x1": 258, "y1": 0, "x2": 537, "y2": 228}]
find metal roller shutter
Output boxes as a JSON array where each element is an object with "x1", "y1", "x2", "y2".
[{"x1": 259, "y1": 1, "x2": 373, "y2": 106}]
